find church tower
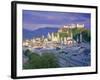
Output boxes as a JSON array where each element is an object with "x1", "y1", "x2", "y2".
[{"x1": 48, "y1": 32, "x2": 51, "y2": 39}]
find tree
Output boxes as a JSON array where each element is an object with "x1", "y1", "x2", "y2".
[
  {"x1": 24, "y1": 49, "x2": 32, "y2": 57},
  {"x1": 23, "y1": 52, "x2": 59, "y2": 69},
  {"x1": 41, "y1": 53, "x2": 59, "y2": 68},
  {"x1": 82, "y1": 29, "x2": 90, "y2": 42}
]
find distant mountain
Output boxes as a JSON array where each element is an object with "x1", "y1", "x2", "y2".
[{"x1": 23, "y1": 27, "x2": 58, "y2": 40}]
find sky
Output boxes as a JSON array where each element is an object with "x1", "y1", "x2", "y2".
[{"x1": 23, "y1": 10, "x2": 91, "y2": 31}]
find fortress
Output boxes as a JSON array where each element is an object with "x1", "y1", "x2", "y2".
[{"x1": 58, "y1": 24, "x2": 84, "y2": 32}]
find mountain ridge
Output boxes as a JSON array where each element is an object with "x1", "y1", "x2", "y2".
[{"x1": 23, "y1": 27, "x2": 58, "y2": 40}]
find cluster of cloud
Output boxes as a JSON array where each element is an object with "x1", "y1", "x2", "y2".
[{"x1": 23, "y1": 23, "x2": 61, "y2": 31}]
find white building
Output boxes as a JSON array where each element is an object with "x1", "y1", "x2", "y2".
[
  {"x1": 63, "y1": 25, "x2": 69, "y2": 28},
  {"x1": 23, "y1": 41, "x2": 29, "y2": 46},
  {"x1": 70, "y1": 24, "x2": 76, "y2": 28},
  {"x1": 77, "y1": 24, "x2": 84, "y2": 28},
  {"x1": 61, "y1": 23, "x2": 84, "y2": 29}
]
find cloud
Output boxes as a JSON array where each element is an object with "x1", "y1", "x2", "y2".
[{"x1": 23, "y1": 23, "x2": 61, "y2": 31}]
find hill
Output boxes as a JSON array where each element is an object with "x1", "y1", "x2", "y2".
[{"x1": 23, "y1": 27, "x2": 58, "y2": 40}]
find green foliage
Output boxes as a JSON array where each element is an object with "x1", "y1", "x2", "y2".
[
  {"x1": 26, "y1": 53, "x2": 42, "y2": 69},
  {"x1": 23, "y1": 49, "x2": 32, "y2": 57},
  {"x1": 81, "y1": 29, "x2": 91, "y2": 42},
  {"x1": 23, "y1": 51, "x2": 59, "y2": 69},
  {"x1": 41, "y1": 53, "x2": 59, "y2": 68},
  {"x1": 59, "y1": 32, "x2": 68, "y2": 38},
  {"x1": 72, "y1": 28, "x2": 91, "y2": 42}
]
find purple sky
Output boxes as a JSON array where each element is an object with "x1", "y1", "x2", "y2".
[{"x1": 23, "y1": 10, "x2": 91, "y2": 31}]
